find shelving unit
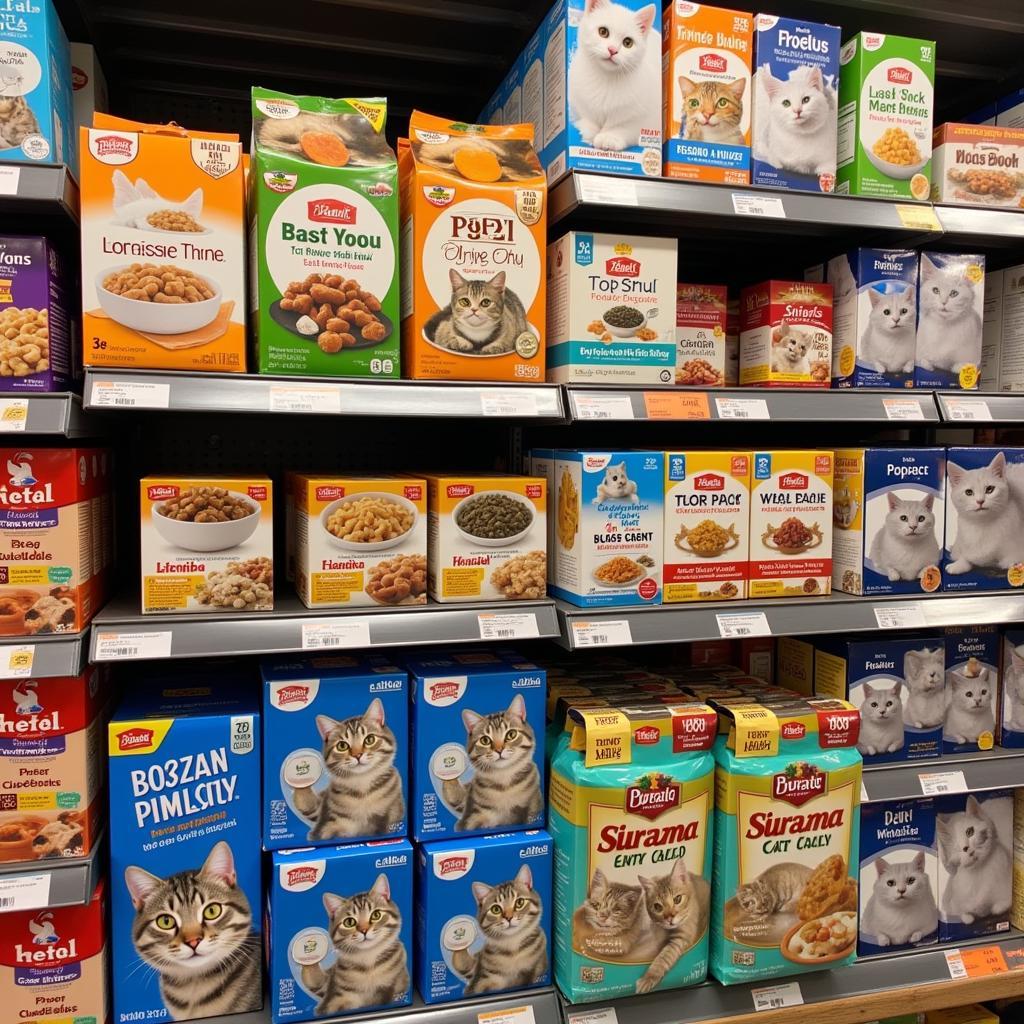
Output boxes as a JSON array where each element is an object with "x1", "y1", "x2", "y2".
[
  {"x1": 862, "y1": 747, "x2": 1024, "y2": 803},
  {"x1": 0, "y1": 631, "x2": 88, "y2": 678},
  {"x1": 0, "y1": 161, "x2": 78, "y2": 224},
  {"x1": 0, "y1": 839, "x2": 104, "y2": 914}
]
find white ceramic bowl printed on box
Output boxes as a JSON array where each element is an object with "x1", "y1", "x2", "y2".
[
  {"x1": 151, "y1": 491, "x2": 260, "y2": 552},
  {"x1": 96, "y1": 265, "x2": 222, "y2": 335},
  {"x1": 423, "y1": 322, "x2": 540, "y2": 357},
  {"x1": 320, "y1": 491, "x2": 419, "y2": 553},
  {"x1": 453, "y1": 489, "x2": 535, "y2": 548},
  {"x1": 864, "y1": 147, "x2": 929, "y2": 181},
  {"x1": 601, "y1": 305, "x2": 657, "y2": 339}
]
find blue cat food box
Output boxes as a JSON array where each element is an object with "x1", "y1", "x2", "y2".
[
  {"x1": 751, "y1": 15, "x2": 841, "y2": 193},
  {"x1": 261, "y1": 654, "x2": 409, "y2": 850},
  {"x1": 999, "y1": 629, "x2": 1024, "y2": 748},
  {"x1": 815, "y1": 635, "x2": 944, "y2": 764},
  {"x1": 108, "y1": 681, "x2": 262, "y2": 1024},
  {"x1": 858, "y1": 798, "x2": 938, "y2": 956},
  {"x1": 833, "y1": 448, "x2": 945, "y2": 596},
  {"x1": 268, "y1": 839, "x2": 413, "y2": 1022},
  {"x1": 943, "y1": 447, "x2": 1024, "y2": 593},
  {"x1": 415, "y1": 830, "x2": 553, "y2": 1004},
  {"x1": 943, "y1": 626, "x2": 999, "y2": 754},
  {"x1": 408, "y1": 650, "x2": 546, "y2": 841}
]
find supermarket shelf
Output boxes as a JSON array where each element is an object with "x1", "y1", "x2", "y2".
[
  {"x1": 0, "y1": 839, "x2": 104, "y2": 914},
  {"x1": 934, "y1": 203, "x2": 1024, "y2": 248},
  {"x1": 862, "y1": 747, "x2": 1024, "y2": 803},
  {"x1": 936, "y1": 391, "x2": 1024, "y2": 423},
  {"x1": 83, "y1": 369, "x2": 565, "y2": 419},
  {"x1": 2, "y1": 392, "x2": 100, "y2": 437},
  {"x1": 0, "y1": 162, "x2": 78, "y2": 224},
  {"x1": 0, "y1": 631, "x2": 88, "y2": 678},
  {"x1": 88, "y1": 595, "x2": 560, "y2": 661}
]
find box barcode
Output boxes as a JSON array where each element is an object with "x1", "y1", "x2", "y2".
[
  {"x1": 107, "y1": 646, "x2": 138, "y2": 658},
  {"x1": 0, "y1": 896, "x2": 15, "y2": 908}
]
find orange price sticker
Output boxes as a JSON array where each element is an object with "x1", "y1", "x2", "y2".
[
  {"x1": 642, "y1": 392, "x2": 711, "y2": 420},
  {"x1": 946, "y1": 946, "x2": 1009, "y2": 979}
]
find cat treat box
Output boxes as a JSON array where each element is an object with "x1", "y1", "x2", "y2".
[
  {"x1": 936, "y1": 790, "x2": 1013, "y2": 942},
  {"x1": 663, "y1": 2, "x2": 753, "y2": 185},
  {"x1": 943, "y1": 626, "x2": 999, "y2": 754},
  {"x1": 931, "y1": 122, "x2": 1024, "y2": 209},
  {"x1": 999, "y1": 629, "x2": 1024, "y2": 748},
  {"x1": 675, "y1": 282, "x2": 728, "y2": 385},
  {"x1": 415, "y1": 830, "x2": 553, "y2": 1004},
  {"x1": 914, "y1": 252, "x2": 985, "y2": 390},
  {"x1": 739, "y1": 280, "x2": 832, "y2": 387},
  {"x1": 550, "y1": 449, "x2": 664, "y2": 607},
  {"x1": 710, "y1": 698, "x2": 862, "y2": 985},
  {"x1": 261, "y1": 654, "x2": 409, "y2": 850},
  {"x1": 408, "y1": 650, "x2": 546, "y2": 841},
  {"x1": 815, "y1": 635, "x2": 945, "y2": 764},
  {"x1": 268, "y1": 839, "x2": 413, "y2": 1022},
  {"x1": 108, "y1": 681, "x2": 262, "y2": 1024},
  {"x1": 943, "y1": 447, "x2": 1024, "y2": 593},
  {"x1": 549, "y1": 702, "x2": 717, "y2": 1001},
  {"x1": 826, "y1": 248, "x2": 918, "y2": 388},
  {"x1": 832, "y1": 447, "x2": 945, "y2": 597},
  {"x1": 858, "y1": 798, "x2": 939, "y2": 955},
  {"x1": 1012, "y1": 788, "x2": 1024, "y2": 931},
  {"x1": 81, "y1": 114, "x2": 247, "y2": 372},
  {"x1": 546, "y1": 232, "x2": 678, "y2": 385},
  {"x1": 399, "y1": 112, "x2": 546, "y2": 382},
  {"x1": 751, "y1": 15, "x2": 841, "y2": 193},
  {"x1": 836, "y1": 33, "x2": 936, "y2": 201}
]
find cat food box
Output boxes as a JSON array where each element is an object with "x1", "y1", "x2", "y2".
[
  {"x1": 0, "y1": 0, "x2": 74, "y2": 166},
  {"x1": 936, "y1": 790, "x2": 1013, "y2": 942},
  {"x1": 290, "y1": 475, "x2": 427, "y2": 608},
  {"x1": 251, "y1": 89, "x2": 399, "y2": 378},
  {"x1": 999, "y1": 629, "x2": 1024, "y2": 748},
  {"x1": 261, "y1": 655, "x2": 408, "y2": 850},
  {"x1": 984, "y1": 263, "x2": 1024, "y2": 393},
  {"x1": 0, "y1": 880, "x2": 108, "y2": 1024},
  {"x1": 914, "y1": 252, "x2": 985, "y2": 390},
  {"x1": 751, "y1": 15, "x2": 841, "y2": 193},
  {"x1": 416, "y1": 830, "x2": 553, "y2": 1004},
  {"x1": 81, "y1": 114, "x2": 247, "y2": 372},
  {"x1": 546, "y1": 232, "x2": 678, "y2": 385},
  {"x1": 663, "y1": 3, "x2": 754, "y2": 184},
  {"x1": 836, "y1": 33, "x2": 936, "y2": 201},
  {"x1": 931, "y1": 122, "x2": 1024, "y2": 209},
  {"x1": 739, "y1": 280, "x2": 832, "y2": 387},
  {"x1": 0, "y1": 666, "x2": 107, "y2": 864},
  {"x1": 776, "y1": 636, "x2": 814, "y2": 695},
  {"x1": 858, "y1": 798, "x2": 938, "y2": 955},
  {"x1": 710, "y1": 698, "x2": 862, "y2": 984},
  {"x1": 529, "y1": 448, "x2": 557, "y2": 582},
  {"x1": 1013, "y1": 788, "x2": 1024, "y2": 931},
  {"x1": 832, "y1": 447, "x2": 945, "y2": 597},
  {"x1": 268, "y1": 839, "x2": 413, "y2": 1022},
  {"x1": 749, "y1": 450, "x2": 833, "y2": 597},
  {"x1": 408, "y1": 651, "x2": 546, "y2": 841},
  {"x1": 943, "y1": 626, "x2": 999, "y2": 754},
  {"x1": 664, "y1": 450, "x2": 751, "y2": 602},
  {"x1": 675, "y1": 283, "x2": 728, "y2": 385},
  {"x1": 550, "y1": 702, "x2": 717, "y2": 1000},
  {"x1": 815, "y1": 635, "x2": 944, "y2": 765},
  {"x1": 826, "y1": 248, "x2": 918, "y2": 388},
  {"x1": 423, "y1": 473, "x2": 546, "y2": 603},
  {"x1": 550, "y1": 449, "x2": 663, "y2": 607},
  {"x1": 943, "y1": 447, "x2": 1024, "y2": 593},
  {"x1": 725, "y1": 297, "x2": 739, "y2": 384},
  {"x1": 399, "y1": 112, "x2": 546, "y2": 382},
  {"x1": 108, "y1": 681, "x2": 262, "y2": 1024}
]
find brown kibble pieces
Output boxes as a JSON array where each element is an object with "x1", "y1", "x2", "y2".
[
  {"x1": 278, "y1": 272, "x2": 389, "y2": 348},
  {"x1": 103, "y1": 263, "x2": 215, "y2": 303},
  {"x1": 318, "y1": 332, "x2": 344, "y2": 354},
  {"x1": 362, "y1": 321, "x2": 387, "y2": 342}
]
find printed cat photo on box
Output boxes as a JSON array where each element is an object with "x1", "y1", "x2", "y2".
[
  {"x1": 998, "y1": 629, "x2": 1024, "y2": 747},
  {"x1": 943, "y1": 626, "x2": 999, "y2": 754}
]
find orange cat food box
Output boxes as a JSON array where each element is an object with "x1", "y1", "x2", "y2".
[
  {"x1": 80, "y1": 114, "x2": 247, "y2": 372},
  {"x1": 399, "y1": 112, "x2": 547, "y2": 381}
]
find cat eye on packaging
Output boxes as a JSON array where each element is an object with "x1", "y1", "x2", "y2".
[
  {"x1": 261, "y1": 655, "x2": 409, "y2": 850},
  {"x1": 268, "y1": 840, "x2": 413, "y2": 1022},
  {"x1": 415, "y1": 830, "x2": 553, "y2": 1004},
  {"x1": 943, "y1": 626, "x2": 999, "y2": 754}
]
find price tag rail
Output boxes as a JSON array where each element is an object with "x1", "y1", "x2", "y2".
[
  {"x1": 0, "y1": 836, "x2": 104, "y2": 915},
  {"x1": 0, "y1": 630, "x2": 87, "y2": 678},
  {"x1": 862, "y1": 747, "x2": 1024, "y2": 804}
]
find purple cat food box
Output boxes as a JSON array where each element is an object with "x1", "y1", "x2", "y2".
[
  {"x1": 943, "y1": 447, "x2": 1024, "y2": 593},
  {"x1": 858, "y1": 798, "x2": 938, "y2": 956},
  {"x1": 408, "y1": 650, "x2": 546, "y2": 842},
  {"x1": 268, "y1": 839, "x2": 413, "y2": 1023},
  {"x1": 815, "y1": 634, "x2": 944, "y2": 764},
  {"x1": 999, "y1": 629, "x2": 1024, "y2": 748},
  {"x1": 943, "y1": 625, "x2": 999, "y2": 754},
  {"x1": 261, "y1": 654, "x2": 408, "y2": 851},
  {"x1": 415, "y1": 830, "x2": 553, "y2": 1005},
  {"x1": 0, "y1": 236, "x2": 73, "y2": 392},
  {"x1": 936, "y1": 790, "x2": 1013, "y2": 942}
]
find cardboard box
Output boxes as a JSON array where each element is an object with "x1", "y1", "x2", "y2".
[
  {"x1": 931, "y1": 122, "x2": 1024, "y2": 208},
  {"x1": 999, "y1": 629, "x2": 1024, "y2": 748},
  {"x1": 997, "y1": 87, "x2": 1024, "y2": 128},
  {"x1": 675, "y1": 283, "x2": 728, "y2": 385},
  {"x1": 70, "y1": 42, "x2": 108, "y2": 164},
  {"x1": 985, "y1": 264, "x2": 1024, "y2": 391},
  {"x1": 776, "y1": 635, "x2": 814, "y2": 694},
  {"x1": 943, "y1": 625, "x2": 998, "y2": 754}
]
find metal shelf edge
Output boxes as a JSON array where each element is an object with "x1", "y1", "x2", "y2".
[
  {"x1": 0, "y1": 632, "x2": 87, "y2": 679},
  {"x1": 0, "y1": 837, "x2": 104, "y2": 914},
  {"x1": 862, "y1": 747, "x2": 1024, "y2": 803}
]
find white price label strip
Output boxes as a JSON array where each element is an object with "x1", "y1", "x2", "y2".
[
  {"x1": 716, "y1": 611, "x2": 771, "y2": 638},
  {"x1": 0, "y1": 644, "x2": 34, "y2": 678},
  {"x1": 566, "y1": 1010, "x2": 618, "y2": 1024},
  {"x1": 732, "y1": 194, "x2": 786, "y2": 218},
  {"x1": 90, "y1": 379, "x2": 171, "y2": 409},
  {"x1": 0, "y1": 872, "x2": 51, "y2": 913},
  {"x1": 945, "y1": 397, "x2": 992, "y2": 422},
  {"x1": 94, "y1": 631, "x2": 172, "y2": 661},
  {"x1": 572, "y1": 620, "x2": 633, "y2": 648},
  {"x1": 269, "y1": 385, "x2": 342, "y2": 414},
  {"x1": 873, "y1": 602, "x2": 927, "y2": 630},
  {"x1": 0, "y1": 166, "x2": 21, "y2": 197},
  {"x1": 478, "y1": 1007, "x2": 537, "y2": 1024},
  {"x1": 577, "y1": 177, "x2": 639, "y2": 206},
  {"x1": 573, "y1": 392, "x2": 635, "y2": 420},
  {"x1": 716, "y1": 397, "x2": 770, "y2": 420},
  {"x1": 751, "y1": 981, "x2": 803, "y2": 1012},
  {"x1": 919, "y1": 769, "x2": 968, "y2": 796},
  {"x1": 479, "y1": 390, "x2": 540, "y2": 417},
  {"x1": 478, "y1": 613, "x2": 540, "y2": 641},
  {"x1": 301, "y1": 619, "x2": 371, "y2": 650},
  {"x1": 0, "y1": 398, "x2": 28, "y2": 431},
  {"x1": 945, "y1": 949, "x2": 968, "y2": 980},
  {"x1": 883, "y1": 397, "x2": 925, "y2": 421}
]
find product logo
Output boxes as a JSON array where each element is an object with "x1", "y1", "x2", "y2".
[
  {"x1": 15, "y1": 911, "x2": 77, "y2": 964},
  {"x1": 779, "y1": 473, "x2": 809, "y2": 489},
  {"x1": 7, "y1": 453, "x2": 36, "y2": 488},
  {"x1": 28, "y1": 911, "x2": 58, "y2": 946},
  {"x1": 772, "y1": 763, "x2": 826, "y2": 807},
  {"x1": 633, "y1": 725, "x2": 660, "y2": 745},
  {"x1": 11, "y1": 680, "x2": 42, "y2": 716},
  {"x1": 605, "y1": 257, "x2": 640, "y2": 277},
  {"x1": 307, "y1": 199, "x2": 356, "y2": 224},
  {"x1": 699, "y1": 53, "x2": 727, "y2": 73},
  {"x1": 286, "y1": 866, "x2": 320, "y2": 888},
  {"x1": 693, "y1": 472, "x2": 725, "y2": 491},
  {"x1": 116, "y1": 727, "x2": 154, "y2": 752},
  {"x1": 429, "y1": 681, "x2": 461, "y2": 702},
  {"x1": 91, "y1": 132, "x2": 136, "y2": 161},
  {"x1": 404, "y1": 485, "x2": 423, "y2": 501},
  {"x1": 781, "y1": 721, "x2": 806, "y2": 740},
  {"x1": 447, "y1": 484, "x2": 474, "y2": 498},
  {"x1": 276, "y1": 685, "x2": 310, "y2": 707},
  {"x1": 147, "y1": 485, "x2": 178, "y2": 501},
  {"x1": 887, "y1": 66, "x2": 913, "y2": 84},
  {"x1": 71, "y1": 67, "x2": 86, "y2": 90},
  {"x1": 438, "y1": 856, "x2": 469, "y2": 875},
  {"x1": 424, "y1": 185, "x2": 456, "y2": 207},
  {"x1": 363, "y1": 182, "x2": 393, "y2": 198},
  {"x1": 625, "y1": 773, "x2": 679, "y2": 820},
  {"x1": 264, "y1": 171, "x2": 297, "y2": 194},
  {"x1": 525, "y1": 484, "x2": 542, "y2": 499},
  {"x1": 316, "y1": 486, "x2": 345, "y2": 501}
]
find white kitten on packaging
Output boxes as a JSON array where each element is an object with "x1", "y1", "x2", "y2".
[
  {"x1": 943, "y1": 626, "x2": 999, "y2": 754},
  {"x1": 998, "y1": 630, "x2": 1024, "y2": 748}
]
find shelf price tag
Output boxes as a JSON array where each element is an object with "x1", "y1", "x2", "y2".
[
  {"x1": 301, "y1": 619, "x2": 371, "y2": 650},
  {"x1": 0, "y1": 166, "x2": 21, "y2": 197},
  {"x1": 577, "y1": 176, "x2": 638, "y2": 206},
  {"x1": 873, "y1": 602, "x2": 927, "y2": 630},
  {"x1": 945, "y1": 946, "x2": 1009, "y2": 980},
  {"x1": 0, "y1": 644, "x2": 34, "y2": 678},
  {"x1": 571, "y1": 620, "x2": 633, "y2": 648},
  {"x1": 0, "y1": 398, "x2": 28, "y2": 431},
  {"x1": 477, "y1": 613, "x2": 540, "y2": 641},
  {"x1": 945, "y1": 397, "x2": 992, "y2": 422},
  {"x1": 716, "y1": 612, "x2": 770, "y2": 638},
  {"x1": 269, "y1": 385, "x2": 342, "y2": 414},
  {"x1": 715, "y1": 397, "x2": 770, "y2": 420},
  {"x1": 919, "y1": 769, "x2": 968, "y2": 796},
  {"x1": 732, "y1": 194, "x2": 786, "y2": 219},
  {"x1": 882, "y1": 397, "x2": 925, "y2": 421},
  {"x1": 573, "y1": 392, "x2": 635, "y2": 420},
  {"x1": 642, "y1": 391, "x2": 710, "y2": 420},
  {"x1": 479, "y1": 390, "x2": 540, "y2": 418},
  {"x1": 0, "y1": 872, "x2": 51, "y2": 913},
  {"x1": 94, "y1": 631, "x2": 172, "y2": 661},
  {"x1": 566, "y1": 1010, "x2": 618, "y2": 1024},
  {"x1": 478, "y1": 1007, "x2": 537, "y2": 1024},
  {"x1": 90, "y1": 379, "x2": 171, "y2": 409},
  {"x1": 895, "y1": 204, "x2": 942, "y2": 232},
  {"x1": 751, "y1": 981, "x2": 803, "y2": 1012}
]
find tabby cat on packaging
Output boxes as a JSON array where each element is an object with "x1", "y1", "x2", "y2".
[
  {"x1": 424, "y1": 270, "x2": 530, "y2": 356},
  {"x1": 734, "y1": 862, "x2": 811, "y2": 918},
  {"x1": 125, "y1": 841, "x2": 261, "y2": 1021},
  {"x1": 0, "y1": 97, "x2": 40, "y2": 150},
  {"x1": 680, "y1": 77, "x2": 746, "y2": 145}
]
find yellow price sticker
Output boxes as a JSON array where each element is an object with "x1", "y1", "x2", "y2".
[{"x1": 895, "y1": 204, "x2": 942, "y2": 232}]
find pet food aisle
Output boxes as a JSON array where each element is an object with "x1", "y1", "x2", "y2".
[{"x1": 0, "y1": 0, "x2": 1024, "y2": 1023}]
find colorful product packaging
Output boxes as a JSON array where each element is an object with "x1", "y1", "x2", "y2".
[
  {"x1": 775, "y1": 636, "x2": 814, "y2": 695},
  {"x1": 999, "y1": 629, "x2": 1024, "y2": 748},
  {"x1": 931, "y1": 122, "x2": 1024, "y2": 208},
  {"x1": 675, "y1": 283, "x2": 728, "y2": 385},
  {"x1": 943, "y1": 626, "x2": 999, "y2": 754}
]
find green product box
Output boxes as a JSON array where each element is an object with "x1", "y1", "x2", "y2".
[
  {"x1": 250, "y1": 87, "x2": 401, "y2": 376},
  {"x1": 836, "y1": 33, "x2": 936, "y2": 201}
]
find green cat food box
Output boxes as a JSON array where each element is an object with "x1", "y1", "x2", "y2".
[
  {"x1": 836, "y1": 33, "x2": 936, "y2": 201},
  {"x1": 250, "y1": 87, "x2": 400, "y2": 377},
  {"x1": 268, "y1": 839, "x2": 413, "y2": 1023},
  {"x1": 108, "y1": 679, "x2": 262, "y2": 1023},
  {"x1": 415, "y1": 830, "x2": 552, "y2": 1004},
  {"x1": 261, "y1": 654, "x2": 408, "y2": 850}
]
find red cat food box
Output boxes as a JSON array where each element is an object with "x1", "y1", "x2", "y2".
[{"x1": 0, "y1": 880, "x2": 108, "y2": 1024}]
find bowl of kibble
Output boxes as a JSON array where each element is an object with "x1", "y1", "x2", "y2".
[
  {"x1": 321, "y1": 492, "x2": 419, "y2": 553},
  {"x1": 601, "y1": 304, "x2": 655, "y2": 339},
  {"x1": 453, "y1": 490, "x2": 535, "y2": 548},
  {"x1": 97, "y1": 263, "x2": 222, "y2": 335},
  {"x1": 865, "y1": 127, "x2": 929, "y2": 181},
  {"x1": 152, "y1": 487, "x2": 260, "y2": 552}
]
